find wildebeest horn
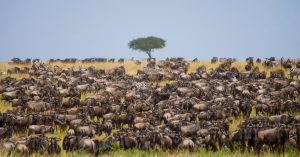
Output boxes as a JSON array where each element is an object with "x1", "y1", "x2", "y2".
[
  {"x1": 247, "y1": 123, "x2": 253, "y2": 127},
  {"x1": 279, "y1": 124, "x2": 286, "y2": 128},
  {"x1": 293, "y1": 123, "x2": 300, "y2": 126}
]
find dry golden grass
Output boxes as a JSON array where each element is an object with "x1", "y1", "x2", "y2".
[
  {"x1": 48, "y1": 60, "x2": 148, "y2": 75},
  {"x1": 0, "y1": 100, "x2": 12, "y2": 113},
  {"x1": 0, "y1": 61, "x2": 31, "y2": 72},
  {"x1": 188, "y1": 60, "x2": 221, "y2": 73}
]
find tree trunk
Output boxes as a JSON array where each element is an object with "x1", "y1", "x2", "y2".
[{"x1": 146, "y1": 51, "x2": 152, "y2": 59}]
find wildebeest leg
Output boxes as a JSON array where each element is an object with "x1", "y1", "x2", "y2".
[
  {"x1": 255, "y1": 143, "x2": 262, "y2": 155},
  {"x1": 241, "y1": 141, "x2": 247, "y2": 153},
  {"x1": 282, "y1": 144, "x2": 285, "y2": 156},
  {"x1": 270, "y1": 144, "x2": 276, "y2": 154},
  {"x1": 275, "y1": 143, "x2": 282, "y2": 155},
  {"x1": 255, "y1": 109, "x2": 259, "y2": 116},
  {"x1": 213, "y1": 143, "x2": 219, "y2": 152},
  {"x1": 7, "y1": 150, "x2": 12, "y2": 156},
  {"x1": 205, "y1": 143, "x2": 210, "y2": 151},
  {"x1": 229, "y1": 142, "x2": 234, "y2": 152}
]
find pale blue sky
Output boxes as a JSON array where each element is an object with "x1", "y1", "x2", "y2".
[{"x1": 0, "y1": 0, "x2": 299, "y2": 60}]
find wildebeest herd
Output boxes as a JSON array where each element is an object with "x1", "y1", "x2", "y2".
[{"x1": 0, "y1": 57, "x2": 300, "y2": 156}]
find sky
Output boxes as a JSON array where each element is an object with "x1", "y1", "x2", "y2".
[{"x1": 0, "y1": 0, "x2": 299, "y2": 60}]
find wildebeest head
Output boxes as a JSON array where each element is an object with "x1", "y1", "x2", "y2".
[
  {"x1": 62, "y1": 135, "x2": 78, "y2": 151},
  {"x1": 48, "y1": 137, "x2": 61, "y2": 154},
  {"x1": 49, "y1": 137, "x2": 60, "y2": 147},
  {"x1": 282, "y1": 115, "x2": 294, "y2": 124},
  {"x1": 279, "y1": 125, "x2": 290, "y2": 143},
  {"x1": 241, "y1": 126, "x2": 251, "y2": 142},
  {"x1": 48, "y1": 126, "x2": 55, "y2": 133},
  {"x1": 26, "y1": 135, "x2": 48, "y2": 152},
  {"x1": 171, "y1": 134, "x2": 181, "y2": 148},
  {"x1": 209, "y1": 127, "x2": 221, "y2": 141},
  {"x1": 96, "y1": 123, "x2": 103, "y2": 135}
]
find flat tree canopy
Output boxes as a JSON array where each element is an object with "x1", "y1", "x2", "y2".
[{"x1": 128, "y1": 36, "x2": 166, "y2": 59}]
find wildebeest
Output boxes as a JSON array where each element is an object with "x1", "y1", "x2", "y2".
[
  {"x1": 28, "y1": 125, "x2": 54, "y2": 135},
  {"x1": 0, "y1": 57, "x2": 299, "y2": 156},
  {"x1": 290, "y1": 68, "x2": 300, "y2": 79},
  {"x1": 0, "y1": 126, "x2": 13, "y2": 139},
  {"x1": 48, "y1": 137, "x2": 61, "y2": 154},
  {"x1": 257, "y1": 125, "x2": 290, "y2": 155},
  {"x1": 74, "y1": 124, "x2": 102, "y2": 137},
  {"x1": 211, "y1": 57, "x2": 218, "y2": 63}
]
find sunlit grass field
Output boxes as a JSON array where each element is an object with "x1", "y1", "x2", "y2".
[{"x1": 0, "y1": 60, "x2": 298, "y2": 157}]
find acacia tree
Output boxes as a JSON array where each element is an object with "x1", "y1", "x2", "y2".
[{"x1": 128, "y1": 36, "x2": 166, "y2": 59}]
